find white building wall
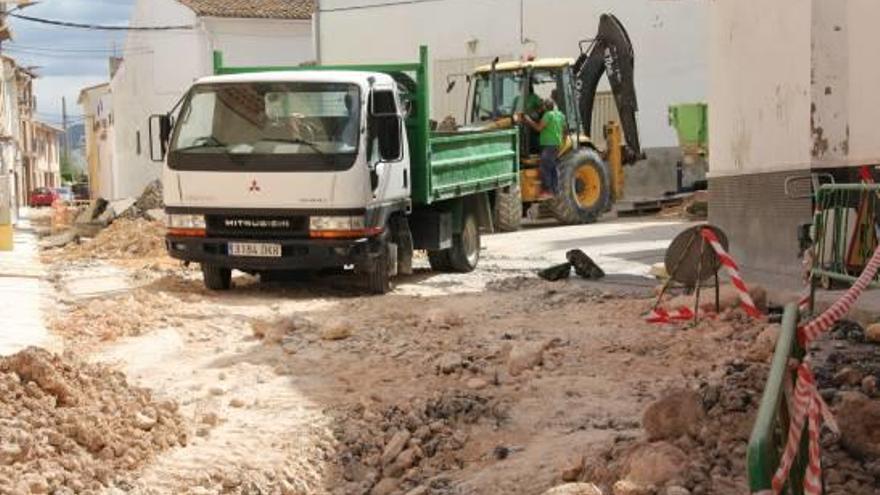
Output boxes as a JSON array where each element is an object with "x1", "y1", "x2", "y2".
[
  {"x1": 318, "y1": 0, "x2": 707, "y2": 149},
  {"x1": 111, "y1": 0, "x2": 201, "y2": 200},
  {"x1": 708, "y1": 0, "x2": 812, "y2": 177},
  {"x1": 111, "y1": 0, "x2": 315, "y2": 199}
]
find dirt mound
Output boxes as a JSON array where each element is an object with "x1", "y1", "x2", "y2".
[
  {"x1": 330, "y1": 391, "x2": 507, "y2": 495},
  {"x1": 50, "y1": 289, "x2": 184, "y2": 346},
  {"x1": 51, "y1": 218, "x2": 166, "y2": 261},
  {"x1": 0, "y1": 348, "x2": 186, "y2": 493}
]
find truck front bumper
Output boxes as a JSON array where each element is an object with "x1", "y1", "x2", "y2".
[{"x1": 166, "y1": 235, "x2": 381, "y2": 271}]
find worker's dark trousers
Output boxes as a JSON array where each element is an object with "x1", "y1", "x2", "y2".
[{"x1": 540, "y1": 146, "x2": 560, "y2": 194}]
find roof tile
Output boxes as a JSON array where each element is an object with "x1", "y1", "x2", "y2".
[{"x1": 177, "y1": 0, "x2": 315, "y2": 20}]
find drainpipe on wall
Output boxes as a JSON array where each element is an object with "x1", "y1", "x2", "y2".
[{"x1": 314, "y1": 0, "x2": 322, "y2": 64}]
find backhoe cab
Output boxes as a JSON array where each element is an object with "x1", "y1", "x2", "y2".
[{"x1": 465, "y1": 14, "x2": 643, "y2": 229}]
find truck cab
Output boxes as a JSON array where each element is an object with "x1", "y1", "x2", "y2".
[{"x1": 152, "y1": 47, "x2": 519, "y2": 293}]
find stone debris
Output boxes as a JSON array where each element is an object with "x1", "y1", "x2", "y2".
[
  {"x1": 641, "y1": 389, "x2": 704, "y2": 441},
  {"x1": 321, "y1": 321, "x2": 354, "y2": 341},
  {"x1": 0, "y1": 348, "x2": 185, "y2": 493},
  {"x1": 330, "y1": 391, "x2": 504, "y2": 495},
  {"x1": 507, "y1": 341, "x2": 547, "y2": 376},
  {"x1": 134, "y1": 179, "x2": 164, "y2": 213},
  {"x1": 542, "y1": 483, "x2": 604, "y2": 495},
  {"x1": 50, "y1": 289, "x2": 182, "y2": 345}
]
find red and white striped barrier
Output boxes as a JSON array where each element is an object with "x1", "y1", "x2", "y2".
[
  {"x1": 770, "y1": 364, "x2": 837, "y2": 495},
  {"x1": 647, "y1": 227, "x2": 762, "y2": 324},
  {"x1": 645, "y1": 307, "x2": 694, "y2": 324},
  {"x1": 763, "y1": 243, "x2": 880, "y2": 494},
  {"x1": 700, "y1": 228, "x2": 763, "y2": 319},
  {"x1": 798, "y1": 241, "x2": 880, "y2": 345}
]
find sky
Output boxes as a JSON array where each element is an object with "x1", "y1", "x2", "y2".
[{"x1": 6, "y1": 0, "x2": 136, "y2": 126}]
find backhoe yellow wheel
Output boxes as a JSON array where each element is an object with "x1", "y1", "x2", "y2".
[
  {"x1": 574, "y1": 165, "x2": 602, "y2": 209},
  {"x1": 549, "y1": 149, "x2": 611, "y2": 225}
]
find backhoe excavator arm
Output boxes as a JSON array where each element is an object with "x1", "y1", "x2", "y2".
[{"x1": 574, "y1": 14, "x2": 643, "y2": 165}]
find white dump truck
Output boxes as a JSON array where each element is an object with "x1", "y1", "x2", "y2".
[{"x1": 149, "y1": 47, "x2": 519, "y2": 293}]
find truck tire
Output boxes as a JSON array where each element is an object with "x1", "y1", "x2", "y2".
[
  {"x1": 364, "y1": 244, "x2": 392, "y2": 295},
  {"x1": 202, "y1": 264, "x2": 231, "y2": 291},
  {"x1": 427, "y1": 249, "x2": 452, "y2": 272},
  {"x1": 549, "y1": 149, "x2": 611, "y2": 225},
  {"x1": 449, "y1": 213, "x2": 481, "y2": 272},
  {"x1": 493, "y1": 185, "x2": 523, "y2": 232}
]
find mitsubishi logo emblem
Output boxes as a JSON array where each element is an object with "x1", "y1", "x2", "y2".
[{"x1": 249, "y1": 180, "x2": 261, "y2": 193}]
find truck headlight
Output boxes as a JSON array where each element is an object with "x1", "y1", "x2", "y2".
[
  {"x1": 309, "y1": 216, "x2": 381, "y2": 238},
  {"x1": 167, "y1": 214, "x2": 207, "y2": 230},
  {"x1": 167, "y1": 214, "x2": 207, "y2": 237}
]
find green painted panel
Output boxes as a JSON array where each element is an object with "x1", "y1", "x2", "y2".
[{"x1": 425, "y1": 129, "x2": 519, "y2": 204}]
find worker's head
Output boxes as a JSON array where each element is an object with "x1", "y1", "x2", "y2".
[{"x1": 543, "y1": 98, "x2": 556, "y2": 111}]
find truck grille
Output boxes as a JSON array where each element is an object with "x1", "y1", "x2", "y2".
[{"x1": 205, "y1": 215, "x2": 309, "y2": 239}]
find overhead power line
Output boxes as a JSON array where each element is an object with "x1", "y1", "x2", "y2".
[
  {"x1": 8, "y1": 12, "x2": 194, "y2": 31},
  {"x1": 6, "y1": 43, "x2": 147, "y2": 54},
  {"x1": 319, "y1": 0, "x2": 449, "y2": 12}
]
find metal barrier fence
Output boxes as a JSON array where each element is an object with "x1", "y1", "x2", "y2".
[
  {"x1": 747, "y1": 303, "x2": 808, "y2": 494},
  {"x1": 810, "y1": 183, "x2": 880, "y2": 292}
]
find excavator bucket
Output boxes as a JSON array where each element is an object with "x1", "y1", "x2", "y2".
[{"x1": 574, "y1": 14, "x2": 642, "y2": 165}]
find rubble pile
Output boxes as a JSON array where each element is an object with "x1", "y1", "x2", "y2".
[
  {"x1": 809, "y1": 321, "x2": 880, "y2": 495},
  {"x1": 52, "y1": 218, "x2": 166, "y2": 261},
  {"x1": 330, "y1": 391, "x2": 507, "y2": 495},
  {"x1": 41, "y1": 180, "x2": 166, "y2": 251},
  {"x1": 51, "y1": 290, "x2": 180, "y2": 344},
  {"x1": 575, "y1": 322, "x2": 880, "y2": 495},
  {"x1": 0, "y1": 348, "x2": 186, "y2": 494}
]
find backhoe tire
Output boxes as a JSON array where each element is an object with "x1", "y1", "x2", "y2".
[
  {"x1": 549, "y1": 149, "x2": 611, "y2": 225},
  {"x1": 493, "y1": 185, "x2": 523, "y2": 232},
  {"x1": 427, "y1": 249, "x2": 453, "y2": 272},
  {"x1": 449, "y1": 213, "x2": 481, "y2": 273},
  {"x1": 202, "y1": 264, "x2": 232, "y2": 291}
]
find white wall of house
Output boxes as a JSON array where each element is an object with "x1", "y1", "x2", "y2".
[
  {"x1": 318, "y1": 0, "x2": 708, "y2": 149},
  {"x1": 710, "y1": 0, "x2": 880, "y2": 177},
  {"x1": 0, "y1": 59, "x2": 21, "y2": 215},
  {"x1": 708, "y1": 0, "x2": 812, "y2": 177},
  {"x1": 79, "y1": 84, "x2": 116, "y2": 200},
  {"x1": 110, "y1": 0, "x2": 314, "y2": 199}
]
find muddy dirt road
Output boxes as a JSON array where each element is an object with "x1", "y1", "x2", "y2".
[{"x1": 25, "y1": 218, "x2": 809, "y2": 494}]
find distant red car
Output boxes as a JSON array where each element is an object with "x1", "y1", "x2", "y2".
[{"x1": 29, "y1": 187, "x2": 59, "y2": 207}]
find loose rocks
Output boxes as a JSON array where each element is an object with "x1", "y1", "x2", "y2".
[{"x1": 0, "y1": 348, "x2": 186, "y2": 493}]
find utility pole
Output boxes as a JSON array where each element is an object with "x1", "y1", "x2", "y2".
[{"x1": 61, "y1": 96, "x2": 69, "y2": 167}]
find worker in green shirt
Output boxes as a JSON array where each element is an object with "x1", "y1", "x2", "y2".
[{"x1": 522, "y1": 99, "x2": 565, "y2": 198}]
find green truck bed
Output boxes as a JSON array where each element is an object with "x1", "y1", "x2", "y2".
[{"x1": 213, "y1": 47, "x2": 519, "y2": 208}]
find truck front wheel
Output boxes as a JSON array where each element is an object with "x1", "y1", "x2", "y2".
[
  {"x1": 363, "y1": 244, "x2": 392, "y2": 295},
  {"x1": 449, "y1": 213, "x2": 481, "y2": 272},
  {"x1": 202, "y1": 264, "x2": 232, "y2": 291}
]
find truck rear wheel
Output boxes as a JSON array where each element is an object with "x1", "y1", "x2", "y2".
[
  {"x1": 202, "y1": 264, "x2": 232, "y2": 291},
  {"x1": 449, "y1": 213, "x2": 481, "y2": 272},
  {"x1": 549, "y1": 149, "x2": 611, "y2": 225},
  {"x1": 493, "y1": 185, "x2": 523, "y2": 232}
]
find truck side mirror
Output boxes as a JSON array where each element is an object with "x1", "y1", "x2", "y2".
[{"x1": 148, "y1": 114, "x2": 172, "y2": 163}]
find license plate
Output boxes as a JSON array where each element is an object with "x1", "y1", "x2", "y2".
[{"x1": 228, "y1": 242, "x2": 282, "y2": 258}]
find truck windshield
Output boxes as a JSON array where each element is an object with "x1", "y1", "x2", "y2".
[{"x1": 169, "y1": 82, "x2": 361, "y2": 172}]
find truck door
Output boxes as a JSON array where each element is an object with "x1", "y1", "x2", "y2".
[{"x1": 368, "y1": 87, "x2": 410, "y2": 204}]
